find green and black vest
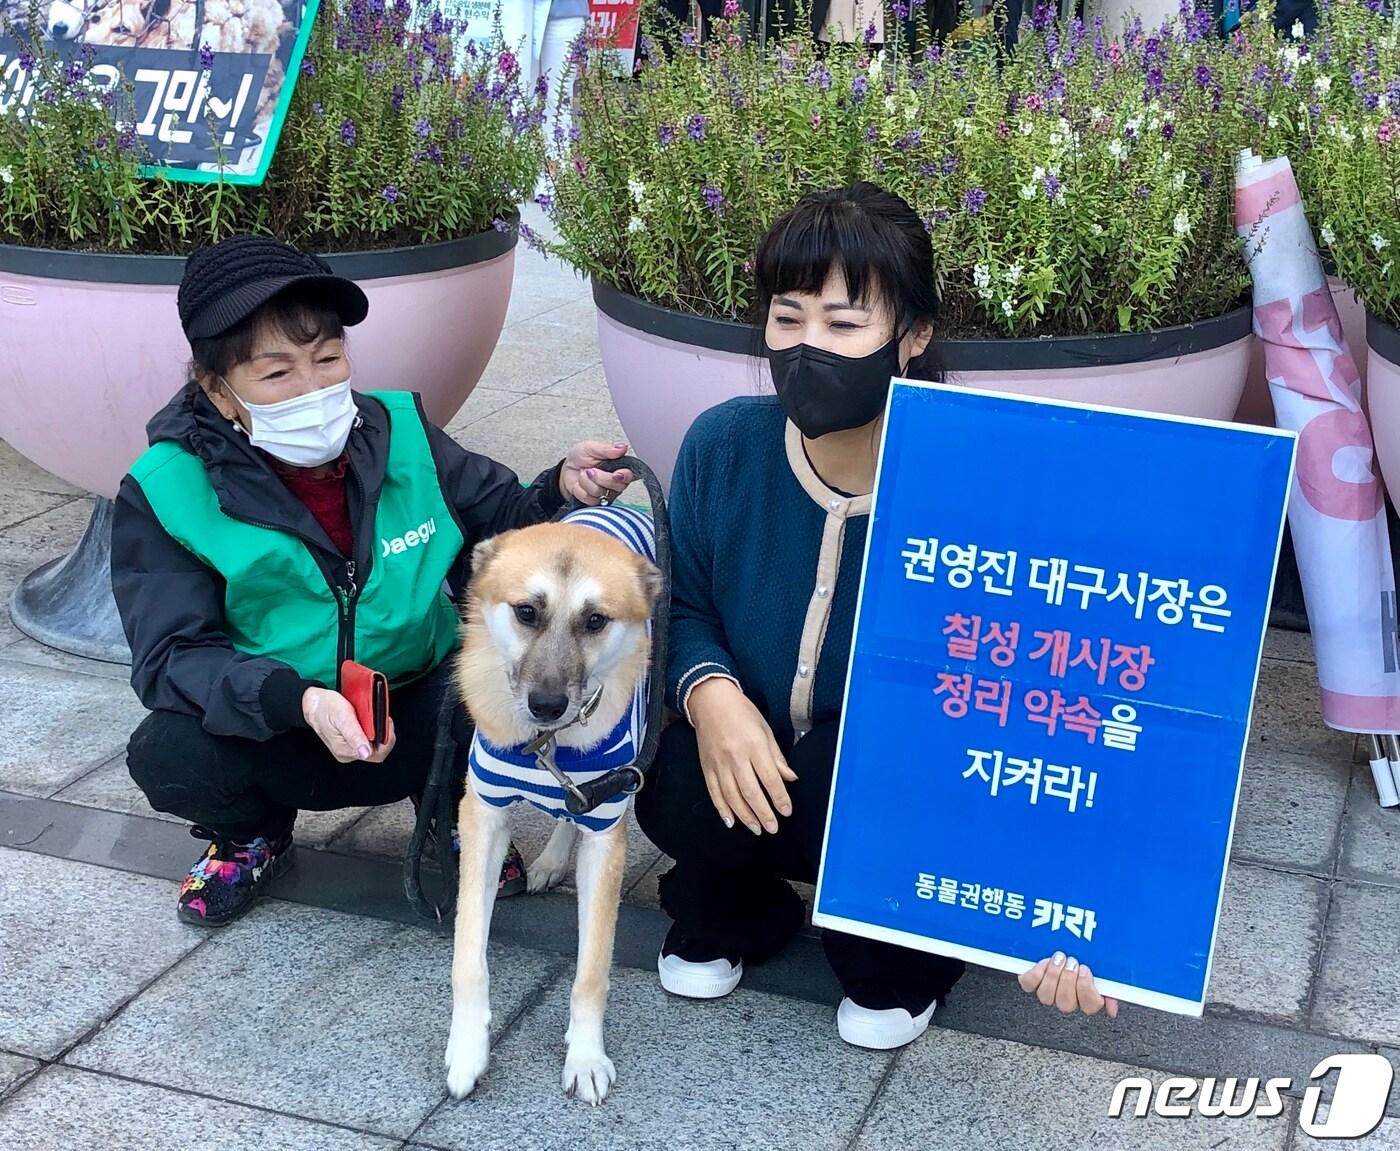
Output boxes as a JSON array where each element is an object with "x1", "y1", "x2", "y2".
[{"x1": 129, "y1": 391, "x2": 464, "y2": 687}]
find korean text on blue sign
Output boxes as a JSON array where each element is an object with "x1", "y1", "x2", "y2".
[{"x1": 813, "y1": 381, "x2": 1296, "y2": 1015}]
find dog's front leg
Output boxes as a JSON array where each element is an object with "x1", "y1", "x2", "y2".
[
  {"x1": 562, "y1": 817, "x2": 627, "y2": 1105},
  {"x1": 527, "y1": 820, "x2": 579, "y2": 894},
  {"x1": 445, "y1": 790, "x2": 511, "y2": 1099}
]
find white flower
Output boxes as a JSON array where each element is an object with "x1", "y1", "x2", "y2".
[
  {"x1": 1020, "y1": 183, "x2": 1038, "y2": 200},
  {"x1": 1048, "y1": 132, "x2": 1064, "y2": 150},
  {"x1": 1126, "y1": 115, "x2": 1143, "y2": 134},
  {"x1": 1292, "y1": 19, "x2": 1305, "y2": 38},
  {"x1": 1280, "y1": 44, "x2": 1301, "y2": 69},
  {"x1": 628, "y1": 178, "x2": 645, "y2": 204},
  {"x1": 978, "y1": 287, "x2": 994, "y2": 301},
  {"x1": 0, "y1": 166, "x2": 12, "y2": 185},
  {"x1": 1173, "y1": 209, "x2": 1192, "y2": 238},
  {"x1": 1314, "y1": 75, "x2": 1332, "y2": 95},
  {"x1": 1002, "y1": 299, "x2": 1015, "y2": 318},
  {"x1": 905, "y1": 102, "x2": 918, "y2": 123},
  {"x1": 1372, "y1": 233, "x2": 1391, "y2": 253},
  {"x1": 957, "y1": 118, "x2": 974, "y2": 137},
  {"x1": 1268, "y1": 114, "x2": 1279, "y2": 129},
  {"x1": 1319, "y1": 225, "x2": 1336, "y2": 246},
  {"x1": 1019, "y1": 119, "x2": 1034, "y2": 136},
  {"x1": 973, "y1": 264, "x2": 992, "y2": 290},
  {"x1": 1090, "y1": 106, "x2": 1105, "y2": 121},
  {"x1": 1298, "y1": 101, "x2": 1310, "y2": 120},
  {"x1": 869, "y1": 49, "x2": 886, "y2": 71},
  {"x1": 627, "y1": 215, "x2": 644, "y2": 234},
  {"x1": 885, "y1": 94, "x2": 897, "y2": 114},
  {"x1": 1090, "y1": 222, "x2": 1104, "y2": 236},
  {"x1": 1004, "y1": 264, "x2": 1024, "y2": 285},
  {"x1": 1108, "y1": 139, "x2": 1126, "y2": 160},
  {"x1": 1172, "y1": 171, "x2": 1187, "y2": 192},
  {"x1": 1032, "y1": 166, "x2": 1046, "y2": 182},
  {"x1": 1057, "y1": 117, "x2": 1071, "y2": 136}
]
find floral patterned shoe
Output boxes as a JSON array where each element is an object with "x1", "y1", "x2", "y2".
[
  {"x1": 176, "y1": 826, "x2": 295, "y2": 927},
  {"x1": 446, "y1": 829, "x2": 528, "y2": 899}
]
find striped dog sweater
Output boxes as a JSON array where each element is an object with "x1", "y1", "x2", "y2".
[{"x1": 467, "y1": 504, "x2": 655, "y2": 834}]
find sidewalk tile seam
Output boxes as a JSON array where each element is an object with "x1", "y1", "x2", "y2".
[
  {"x1": 400, "y1": 960, "x2": 570, "y2": 1146},
  {"x1": 1304, "y1": 768, "x2": 1358, "y2": 1032},
  {"x1": 840, "y1": 1046, "x2": 903, "y2": 1151},
  {"x1": 18, "y1": 1062, "x2": 407, "y2": 1143},
  {"x1": 0, "y1": 494, "x2": 86, "y2": 533},
  {"x1": 56, "y1": 932, "x2": 220, "y2": 1068},
  {"x1": 0, "y1": 650, "x2": 137, "y2": 690},
  {"x1": 43, "y1": 750, "x2": 128, "y2": 804}
]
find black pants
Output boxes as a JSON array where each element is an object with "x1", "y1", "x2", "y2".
[
  {"x1": 635, "y1": 720, "x2": 965, "y2": 1013},
  {"x1": 127, "y1": 661, "x2": 458, "y2": 842}
]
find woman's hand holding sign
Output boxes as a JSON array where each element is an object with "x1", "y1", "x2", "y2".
[
  {"x1": 688, "y1": 678, "x2": 798, "y2": 836},
  {"x1": 1019, "y1": 952, "x2": 1120, "y2": 1018}
]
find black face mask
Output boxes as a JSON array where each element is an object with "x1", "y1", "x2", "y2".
[{"x1": 765, "y1": 337, "x2": 904, "y2": 439}]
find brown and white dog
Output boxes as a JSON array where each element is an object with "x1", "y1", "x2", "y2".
[{"x1": 445, "y1": 507, "x2": 660, "y2": 1105}]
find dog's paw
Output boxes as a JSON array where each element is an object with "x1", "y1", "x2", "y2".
[
  {"x1": 444, "y1": 1024, "x2": 491, "y2": 1099},
  {"x1": 562, "y1": 1046, "x2": 616, "y2": 1106},
  {"x1": 527, "y1": 833, "x2": 574, "y2": 894}
]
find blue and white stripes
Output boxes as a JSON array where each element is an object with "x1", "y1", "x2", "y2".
[{"x1": 467, "y1": 504, "x2": 655, "y2": 834}]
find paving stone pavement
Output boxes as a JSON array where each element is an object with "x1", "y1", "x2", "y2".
[{"x1": 1, "y1": 208, "x2": 1398, "y2": 1147}]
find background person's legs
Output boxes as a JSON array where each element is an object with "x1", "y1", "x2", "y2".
[{"x1": 538, "y1": 15, "x2": 585, "y2": 149}]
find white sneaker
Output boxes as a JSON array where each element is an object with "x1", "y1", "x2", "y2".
[
  {"x1": 836, "y1": 998, "x2": 937, "y2": 1050},
  {"x1": 657, "y1": 952, "x2": 744, "y2": 999}
]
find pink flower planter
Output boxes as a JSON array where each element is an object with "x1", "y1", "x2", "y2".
[
  {"x1": 594, "y1": 280, "x2": 1254, "y2": 492},
  {"x1": 1367, "y1": 314, "x2": 1400, "y2": 511},
  {"x1": 1, "y1": 226, "x2": 518, "y2": 662}
]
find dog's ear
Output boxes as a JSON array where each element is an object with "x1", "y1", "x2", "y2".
[
  {"x1": 470, "y1": 533, "x2": 502, "y2": 576},
  {"x1": 635, "y1": 557, "x2": 663, "y2": 609}
]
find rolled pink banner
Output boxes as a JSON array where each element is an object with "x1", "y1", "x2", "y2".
[{"x1": 1235, "y1": 151, "x2": 1400, "y2": 736}]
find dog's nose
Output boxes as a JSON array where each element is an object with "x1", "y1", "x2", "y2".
[
  {"x1": 527, "y1": 690, "x2": 570, "y2": 723},
  {"x1": 50, "y1": 20, "x2": 69, "y2": 36}
]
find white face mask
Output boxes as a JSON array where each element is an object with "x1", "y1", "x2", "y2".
[{"x1": 223, "y1": 378, "x2": 358, "y2": 468}]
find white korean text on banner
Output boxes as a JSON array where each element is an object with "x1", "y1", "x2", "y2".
[
  {"x1": 813, "y1": 381, "x2": 1297, "y2": 1015},
  {"x1": 0, "y1": 0, "x2": 318, "y2": 183}
]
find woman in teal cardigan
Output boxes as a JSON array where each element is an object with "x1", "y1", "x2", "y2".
[{"x1": 636, "y1": 184, "x2": 1120, "y2": 1050}]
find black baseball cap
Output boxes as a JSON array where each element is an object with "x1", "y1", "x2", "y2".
[{"x1": 178, "y1": 235, "x2": 370, "y2": 340}]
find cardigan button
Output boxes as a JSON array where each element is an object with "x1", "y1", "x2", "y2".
[
  {"x1": 828, "y1": 498, "x2": 841, "y2": 512},
  {"x1": 798, "y1": 665, "x2": 811, "y2": 678},
  {"x1": 816, "y1": 585, "x2": 830, "y2": 598}
]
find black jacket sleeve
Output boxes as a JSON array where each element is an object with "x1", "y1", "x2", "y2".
[
  {"x1": 111, "y1": 476, "x2": 319, "y2": 740},
  {"x1": 424, "y1": 418, "x2": 566, "y2": 597}
]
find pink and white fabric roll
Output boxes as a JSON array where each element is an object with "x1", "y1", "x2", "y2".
[{"x1": 1235, "y1": 151, "x2": 1400, "y2": 736}]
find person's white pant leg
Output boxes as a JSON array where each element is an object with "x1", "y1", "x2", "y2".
[{"x1": 539, "y1": 15, "x2": 585, "y2": 150}]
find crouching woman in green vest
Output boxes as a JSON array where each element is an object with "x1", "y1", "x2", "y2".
[{"x1": 112, "y1": 236, "x2": 632, "y2": 927}]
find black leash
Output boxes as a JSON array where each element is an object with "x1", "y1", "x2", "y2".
[{"x1": 402, "y1": 455, "x2": 670, "y2": 922}]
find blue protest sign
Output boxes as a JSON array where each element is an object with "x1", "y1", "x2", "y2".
[{"x1": 813, "y1": 381, "x2": 1296, "y2": 1015}]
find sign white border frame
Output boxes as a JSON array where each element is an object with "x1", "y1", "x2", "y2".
[{"x1": 811, "y1": 378, "x2": 1299, "y2": 1017}]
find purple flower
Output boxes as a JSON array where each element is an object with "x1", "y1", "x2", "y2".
[
  {"x1": 925, "y1": 41, "x2": 941, "y2": 63},
  {"x1": 1031, "y1": 2, "x2": 1055, "y2": 30},
  {"x1": 95, "y1": 135, "x2": 110, "y2": 150},
  {"x1": 415, "y1": 117, "x2": 431, "y2": 138},
  {"x1": 368, "y1": 59, "x2": 386, "y2": 76},
  {"x1": 417, "y1": 144, "x2": 443, "y2": 162},
  {"x1": 391, "y1": 85, "x2": 405, "y2": 112},
  {"x1": 808, "y1": 64, "x2": 831, "y2": 90},
  {"x1": 892, "y1": 0, "x2": 909, "y2": 16},
  {"x1": 866, "y1": 126, "x2": 880, "y2": 143},
  {"x1": 659, "y1": 123, "x2": 677, "y2": 147},
  {"x1": 492, "y1": 218, "x2": 509, "y2": 233},
  {"x1": 942, "y1": 155, "x2": 958, "y2": 174},
  {"x1": 702, "y1": 184, "x2": 726, "y2": 213},
  {"x1": 1135, "y1": 184, "x2": 1151, "y2": 199},
  {"x1": 382, "y1": 185, "x2": 400, "y2": 203},
  {"x1": 1251, "y1": 64, "x2": 1270, "y2": 83},
  {"x1": 301, "y1": 56, "x2": 317, "y2": 76},
  {"x1": 894, "y1": 129, "x2": 923, "y2": 151},
  {"x1": 118, "y1": 125, "x2": 139, "y2": 151},
  {"x1": 460, "y1": 152, "x2": 474, "y2": 168},
  {"x1": 1044, "y1": 173, "x2": 1062, "y2": 200},
  {"x1": 686, "y1": 114, "x2": 706, "y2": 140},
  {"x1": 447, "y1": 115, "x2": 464, "y2": 139},
  {"x1": 312, "y1": 101, "x2": 324, "y2": 117},
  {"x1": 754, "y1": 129, "x2": 766, "y2": 147},
  {"x1": 199, "y1": 44, "x2": 215, "y2": 69},
  {"x1": 964, "y1": 187, "x2": 987, "y2": 214},
  {"x1": 1146, "y1": 65, "x2": 1165, "y2": 93},
  {"x1": 852, "y1": 74, "x2": 868, "y2": 99},
  {"x1": 535, "y1": 193, "x2": 553, "y2": 210},
  {"x1": 519, "y1": 222, "x2": 544, "y2": 250},
  {"x1": 1194, "y1": 64, "x2": 1212, "y2": 88},
  {"x1": 1364, "y1": 92, "x2": 1381, "y2": 112},
  {"x1": 863, "y1": 20, "x2": 877, "y2": 42},
  {"x1": 919, "y1": 161, "x2": 937, "y2": 175},
  {"x1": 934, "y1": 208, "x2": 951, "y2": 222},
  {"x1": 1161, "y1": 121, "x2": 1176, "y2": 140},
  {"x1": 340, "y1": 118, "x2": 357, "y2": 146},
  {"x1": 1352, "y1": 69, "x2": 1366, "y2": 89},
  {"x1": 17, "y1": 49, "x2": 35, "y2": 71}
]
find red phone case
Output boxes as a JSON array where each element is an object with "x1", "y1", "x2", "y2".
[{"x1": 341, "y1": 661, "x2": 389, "y2": 745}]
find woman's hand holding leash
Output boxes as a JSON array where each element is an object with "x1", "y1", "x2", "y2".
[
  {"x1": 688, "y1": 679, "x2": 797, "y2": 836},
  {"x1": 1018, "y1": 953, "x2": 1120, "y2": 1018},
  {"x1": 561, "y1": 441, "x2": 635, "y2": 504},
  {"x1": 302, "y1": 686, "x2": 397, "y2": 763}
]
